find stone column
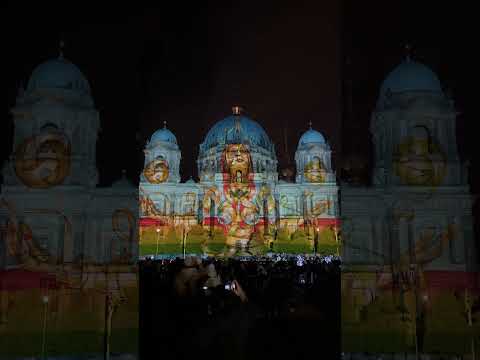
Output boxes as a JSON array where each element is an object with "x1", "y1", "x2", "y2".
[
  {"x1": 263, "y1": 197, "x2": 268, "y2": 236},
  {"x1": 274, "y1": 194, "x2": 280, "y2": 228},
  {"x1": 398, "y1": 216, "x2": 409, "y2": 263},
  {"x1": 462, "y1": 215, "x2": 476, "y2": 270},
  {"x1": 388, "y1": 213, "x2": 400, "y2": 267},
  {"x1": 371, "y1": 217, "x2": 380, "y2": 264},
  {"x1": 449, "y1": 215, "x2": 465, "y2": 265},
  {"x1": 62, "y1": 213, "x2": 74, "y2": 264},
  {"x1": 197, "y1": 193, "x2": 204, "y2": 225}
]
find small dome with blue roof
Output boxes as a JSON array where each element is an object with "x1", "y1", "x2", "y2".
[
  {"x1": 295, "y1": 122, "x2": 333, "y2": 184},
  {"x1": 298, "y1": 122, "x2": 326, "y2": 148},
  {"x1": 150, "y1": 121, "x2": 177, "y2": 145}
]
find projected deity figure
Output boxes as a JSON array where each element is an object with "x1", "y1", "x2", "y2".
[
  {"x1": 220, "y1": 144, "x2": 258, "y2": 244},
  {"x1": 394, "y1": 126, "x2": 446, "y2": 186},
  {"x1": 224, "y1": 144, "x2": 252, "y2": 183},
  {"x1": 304, "y1": 156, "x2": 326, "y2": 183}
]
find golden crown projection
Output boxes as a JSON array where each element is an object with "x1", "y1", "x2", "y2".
[
  {"x1": 14, "y1": 133, "x2": 71, "y2": 188},
  {"x1": 143, "y1": 158, "x2": 169, "y2": 184}
]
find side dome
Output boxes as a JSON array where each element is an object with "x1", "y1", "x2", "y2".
[
  {"x1": 298, "y1": 129, "x2": 326, "y2": 147},
  {"x1": 380, "y1": 59, "x2": 442, "y2": 97},
  {"x1": 27, "y1": 57, "x2": 91, "y2": 94},
  {"x1": 201, "y1": 114, "x2": 272, "y2": 151},
  {"x1": 150, "y1": 126, "x2": 177, "y2": 145}
]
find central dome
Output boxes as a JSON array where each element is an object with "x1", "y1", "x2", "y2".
[{"x1": 200, "y1": 114, "x2": 272, "y2": 152}]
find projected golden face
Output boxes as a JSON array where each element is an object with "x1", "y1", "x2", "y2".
[
  {"x1": 224, "y1": 144, "x2": 251, "y2": 182},
  {"x1": 394, "y1": 134, "x2": 446, "y2": 186},
  {"x1": 14, "y1": 133, "x2": 71, "y2": 188},
  {"x1": 304, "y1": 157, "x2": 326, "y2": 183},
  {"x1": 144, "y1": 158, "x2": 169, "y2": 184}
]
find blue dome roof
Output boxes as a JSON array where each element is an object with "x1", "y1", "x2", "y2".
[
  {"x1": 380, "y1": 59, "x2": 442, "y2": 97},
  {"x1": 27, "y1": 57, "x2": 91, "y2": 94},
  {"x1": 150, "y1": 127, "x2": 177, "y2": 145},
  {"x1": 201, "y1": 115, "x2": 272, "y2": 151},
  {"x1": 298, "y1": 129, "x2": 326, "y2": 147}
]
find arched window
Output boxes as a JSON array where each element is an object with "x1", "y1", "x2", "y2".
[{"x1": 40, "y1": 123, "x2": 59, "y2": 132}]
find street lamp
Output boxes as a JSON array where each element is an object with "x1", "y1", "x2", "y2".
[
  {"x1": 182, "y1": 227, "x2": 186, "y2": 259},
  {"x1": 41, "y1": 295, "x2": 49, "y2": 360},
  {"x1": 155, "y1": 228, "x2": 160, "y2": 258},
  {"x1": 465, "y1": 288, "x2": 476, "y2": 360},
  {"x1": 333, "y1": 224, "x2": 340, "y2": 257}
]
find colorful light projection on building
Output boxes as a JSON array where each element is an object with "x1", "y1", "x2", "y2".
[
  {"x1": 393, "y1": 126, "x2": 447, "y2": 186},
  {"x1": 139, "y1": 143, "x2": 340, "y2": 257},
  {"x1": 14, "y1": 131, "x2": 71, "y2": 188},
  {"x1": 143, "y1": 156, "x2": 169, "y2": 184},
  {"x1": 304, "y1": 156, "x2": 326, "y2": 183},
  {"x1": 341, "y1": 220, "x2": 477, "y2": 355}
]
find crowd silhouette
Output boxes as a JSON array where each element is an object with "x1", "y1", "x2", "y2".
[{"x1": 140, "y1": 255, "x2": 341, "y2": 360}]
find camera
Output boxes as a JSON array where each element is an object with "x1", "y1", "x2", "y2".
[{"x1": 224, "y1": 281, "x2": 236, "y2": 291}]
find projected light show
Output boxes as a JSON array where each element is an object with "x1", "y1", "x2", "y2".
[{"x1": 139, "y1": 108, "x2": 340, "y2": 257}]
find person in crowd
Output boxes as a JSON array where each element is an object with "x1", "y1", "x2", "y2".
[
  {"x1": 204, "y1": 263, "x2": 222, "y2": 289},
  {"x1": 141, "y1": 255, "x2": 341, "y2": 359},
  {"x1": 174, "y1": 255, "x2": 207, "y2": 297},
  {"x1": 194, "y1": 278, "x2": 251, "y2": 360}
]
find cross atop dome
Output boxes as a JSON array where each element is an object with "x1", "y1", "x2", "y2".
[
  {"x1": 404, "y1": 43, "x2": 412, "y2": 62},
  {"x1": 59, "y1": 39, "x2": 65, "y2": 59},
  {"x1": 308, "y1": 120, "x2": 313, "y2": 129},
  {"x1": 232, "y1": 105, "x2": 243, "y2": 115},
  {"x1": 163, "y1": 120, "x2": 167, "y2": 129}
]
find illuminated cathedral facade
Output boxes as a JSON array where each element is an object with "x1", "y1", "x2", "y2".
[
  {"x1": 1, "y1": 47, "x2": 475, "y2": 266},
  {"x1": 0, "y1": 50, "x2": 139, "y2": 359},
  {"x1": 1, "y1": 51, "x2": 138, "y2": 268},
  {"x1": 139, "y1": 107, "x2": 340, "y2": 256},
  {"x1": 341, "y1": 55, "x2": 476, "y2": 271}
]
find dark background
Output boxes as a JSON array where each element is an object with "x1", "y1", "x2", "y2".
[
  {"x1": 3, "y1": 2, "x2": 476, "y2": 193},
  {"x1": 4, "y1": 2, "x2": 341, "y2": 186}
]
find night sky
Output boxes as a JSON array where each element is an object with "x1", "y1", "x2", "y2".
[{"x1": 4, "y1": 2, "x2": 476, "y2": 196}]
